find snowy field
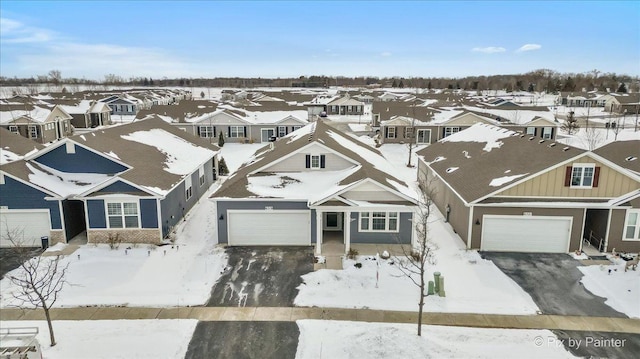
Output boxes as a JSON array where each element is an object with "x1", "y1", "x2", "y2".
[
  {"x1": 0, "y1": 320, "x2": 197, "y2": 359},
  {"x1": 295, "y1": 320, "x2": 575, "y2": 359},
  {"x1": 0, "y1": 185, "x2": 228, "y2": 308},
  {"x1": 556, "y1": 127, "x2": 640, "y2": 150}
]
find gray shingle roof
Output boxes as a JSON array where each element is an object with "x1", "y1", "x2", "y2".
[
  {"x1": 594, "y1": 140, "x2": 640, "y2": 174},
  {"x1": 416, "y1": 123, "x2": 585, "y2": 203}
]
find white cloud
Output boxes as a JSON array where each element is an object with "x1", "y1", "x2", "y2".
[
  {"x1": 471, "y1": 46, "x2": 506, "y2": 54},
  {"x1": 380, "y1": 51, "x2": 392, "y2": 57},
  {"x1": 0, "y1": 17, "x2": 53, "y2": 43},
  {"x1": 516, "y1": 44, "x2": 542, "y2": 52}
]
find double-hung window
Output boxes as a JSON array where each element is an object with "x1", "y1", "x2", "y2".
[
  {"x1": 185, "y1": 175, "x2": 193, "y2": 200},
  {"x1": 278, "y1": 126, "x2": 287, "y2": 137},
  {"x1": 199, "y1": 126, "x2": 214, "y2": 138},
  {"x1": 229, "y1": 126, "x2": 244, "y2": 138},
  {"x1": 570, "y1": 164, "x2": 595, "y2": 188},
  {"x1": 310, "y1": 155, "x2": 321, "y2": 169},
  {"x1": 199, "y1": 166, "x2": 205, "y2": 186},
  {"x1": 359, "y1": 212, "x2": 399, "y2": 232},
  {"x1": 404, "y1": 127, "x2": 414, "y2": 138},
  {"x1": 107, "y1": 202, "x2": 139, "y2": 228},
  {"x1": 624, "y1": 210, "x2": 640, "y2": 241},
  {"x1": 29, "y1": 126, "x2": 38, "y2": 138},
  {"x1": 8, "y1": 125, "x2": 18, "y2": 134},
  {"x1": 387, "y1": 127, "x2": 396, "y2": 138},
  {"x1": 542, "y1": 127, "x2": 553, "y2": 139},
  {"x1": 444, "y1": 127, "x2": 460, "y2": 138},
  {"x1": 525, "y1": 127, "x2": 536, "y2": 135}
]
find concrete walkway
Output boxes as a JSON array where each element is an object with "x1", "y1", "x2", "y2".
[{"x1": 1, "y1": 307, "x2": 638, "y2": 334}]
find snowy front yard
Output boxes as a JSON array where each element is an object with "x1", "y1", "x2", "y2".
[
  {"x1": 295, "y1": 205, "x2": 539, "y2": 314},
  {"x1": 0, "y1": 187, "x2": 228, "y2": 308},
  {"x1": 578, "y1": 258, "x2": 640, "y2": 318}
]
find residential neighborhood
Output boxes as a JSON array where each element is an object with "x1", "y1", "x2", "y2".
[{"x1": 1, "y1": 1, "x2": 639, "y2": 358}]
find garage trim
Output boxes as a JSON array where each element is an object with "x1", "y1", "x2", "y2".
[
  {"x1": 481, "y1": 214, "x2": 573, "y2": 253},
  {"x1": 0, "y1": 208, "x2": 51, "y2": 247},
  {"x1": 227, "y1": 209, "x2": 311, "y2": 246}
]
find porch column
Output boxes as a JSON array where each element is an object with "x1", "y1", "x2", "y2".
[
  {"x1": 316, "y1": 210, "x2": 323, "y2": 254},
  {"x1": 344, "y1": 211, "x2": 351, "y2": 254}
]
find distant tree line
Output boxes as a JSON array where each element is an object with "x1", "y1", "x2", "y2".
[{"x1": 1, "y1": 69, "x2": 638, "y2": 93}]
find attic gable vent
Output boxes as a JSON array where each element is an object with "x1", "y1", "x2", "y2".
[
  {"x1": 626, "y1": 156, "x2": 637, "y2": 162},
  {"x1": 562, "y1": 147, "x2": 570, "y2": 152}
]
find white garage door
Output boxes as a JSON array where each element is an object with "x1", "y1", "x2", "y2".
[
  {"x1": 481, "y1": 215, "x2": 572, "y2": 253},
  {"x1": 228, "y1": 210, "x2": 311, "y2": 246},
  {"x1": 0, "y1": 209, "x2": 51, "y2": 247}
]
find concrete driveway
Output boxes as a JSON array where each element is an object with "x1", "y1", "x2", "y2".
[
  {"x1": 480, "y1": 252, "x2": 627, "y2": 318},
  {"x1": 206, "y1": 246, "x2": 314, "y2": 307},
  {"x1": 185, "y1": 321, "x2": 299, "y2": 359}
]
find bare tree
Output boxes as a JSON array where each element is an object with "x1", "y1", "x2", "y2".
[
  {"x1": 3, "y1": 227, "x2": 69, "y2": 347},
  {"x1": 393, "y1": 179, "x2": 437, "y2": 336},
  {"x1": 581, "y1": 126, "x2": 604, "y2": 150},
  {"x1": 561, "y1": 111, "x2": 580, "y2": 135},
  {"x1": 48, "y1": 70, "x2": 62, "y2": 85}
]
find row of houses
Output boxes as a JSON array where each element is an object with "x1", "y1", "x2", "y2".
[{"x1": 557, "y1": 92, "x2": 640, "y2": 113}]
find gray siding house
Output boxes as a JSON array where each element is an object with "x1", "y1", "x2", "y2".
[{"x1": 212, "y1": 120, "x2": 418, "y2": 254}]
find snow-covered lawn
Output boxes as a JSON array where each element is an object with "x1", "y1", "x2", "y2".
[
  {"x1": 295, "y1": 143, "x2": 539, "y2": 315},
  {"x1": 296, "y1": 320, "x2": 575, "y2": 359},
  {"x1": 578, "y1": 258, "x2": 640, "y2": 318},
  {"x1": 0, "y1": 186, "x2": 228, "y2": 308},
  {"x1": 0, "y1": 320, "x2": 197, "y2": 359}
]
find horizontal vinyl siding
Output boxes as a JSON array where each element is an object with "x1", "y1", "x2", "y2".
[
  {"x1": 265, "y1": 150, "x2": 354, "y2": 172},
  {"x1": 350, "y1": 212, "x2": 412, "y2": 244},
  {"x1": 0, "y1": 176, "x2": 62, "y2": 230},
  {"x1": 35, "y1": 144, "x2": 128, "y2": 174}
]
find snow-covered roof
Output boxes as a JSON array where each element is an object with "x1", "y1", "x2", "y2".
[{"x1": 0, "y1": 128, "x2": 44, "y2": 165}]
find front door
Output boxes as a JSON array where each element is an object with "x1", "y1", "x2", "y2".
[
  {"x1": 261, "y1": 128, "x2": 275, "y2": 142},
  {"x1": 416, "y1": 129, "x2": 431, "y2": 144},
  {"x1": 323, "y1": 212, "x2": 343, "y2": 231}
]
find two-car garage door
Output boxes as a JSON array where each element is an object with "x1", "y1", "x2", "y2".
[
  {"x1": 0, "y1": 209, "x2": 50, "y2": 247},
  {"x1": 481, "y1": 215, "x2": 572, "y2": 253},
  {"x1": 227, "y1": 210, "x2": 311, "y2": 246}
]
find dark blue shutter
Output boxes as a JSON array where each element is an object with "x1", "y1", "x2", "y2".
[
  {"x1": 213, "y1": 127, "x2": 217, "y2": 137},
  {"x1": 243, "y1": 127, "x2": 247, "y2": 137},
  {"x1": 305, "y1": 155, "x2": 311, "y2": 168},
  {"x1": 227, "y1": 127, "x2": 231, "y2": 137},
  {"x1": 320, "y1": 155, "x2": 326, "y2": 168}
]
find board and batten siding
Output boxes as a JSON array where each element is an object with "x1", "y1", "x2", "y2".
[
  {"x1": 35, "y1": 143, "x2": 128, "y2": 174},
  {"x1": 607, "y1": 196, "x2": 640, "y2": 253},
  {"x1": 496, "y1": 156, "x2": 639, "y2": 198},
  {"x1": 0, "y1": 176, "x2": 62, "y2": 230},
  {"x1": 216, "y1": 200, "x2": 316, "y2": 244}
]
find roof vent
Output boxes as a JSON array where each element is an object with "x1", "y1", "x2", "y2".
[
  {"x1": 528, "y1": 137, "x2": 535, "y2": 141},
  {"x1": 538, "y1": 140, "x2": 545, "y2": 144},
  {"x1": 625, "y1": 156, "x2": 637, "y2": 162},
  {"x1": 562, "y1": 147, "x2": 570, "y2": 152},
  {"x1": 519, "y1": 134, "x2": 525, "y2": 138},
  {"x1": 548, "y1": 143, "x2": 556, "y2": 148}
]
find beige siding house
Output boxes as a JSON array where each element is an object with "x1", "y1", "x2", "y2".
[{"x1": 417, "y1": 124, "x2": 640, "y2": 254}]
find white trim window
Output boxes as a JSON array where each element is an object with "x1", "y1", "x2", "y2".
[
  {"x1": 571, "y1": 164, "x2": 595, "y2": 188},
  {"x1": 444, "y1": 127, "x2": 460, "y2": 138},
  {"x1": 8, "y1": 125, "x2": 18, "y2": 134},
  {"x1": 310, "y1": 155, "x2": 321, "y2": 169},
  {"x1": 542, "y1": 127, "x2": 553, "y2": 139},
  {"x1": 416, "y1": 129, "x2": 431, "y2": 144},
  {"x1": 199, "y1": 126, "x2": 214, "y2": 138},
  {"x1": 278, "y1": 126, "x2": 287, "y2": 137},
  {"x1": 387, "y1": 127, "x2": 396, "y2": 139},
  {"x1": 623, "y1": 209, "x2": 640, "y2": 241},
  {"x1": 199, "y1": 166, "x2": 205, "y2": 186},
  {"x1": 106, "y1": 201, "x2": 139, "y2": 228},
  {"x1": 229, "y1": 126, "x2": 244, "y2": 138},
  {"x1": 292, "y1": 125, "x2": 302, "y2": 132},
  {"x1": 404, "y1": 127, "x2": 414, "y2": 139},
  {"x1": 525, "y1": 127, "x2": 536, "y2": 135},
  {"x1": 359, "y1": 212, "x2": 399, "y2": 232},
  {"x1": 185, "y1": 175, "x2": 193, "y2": 200},
  {"x1": 29, "y1": 125, "x2": 38, "y2": 138}
]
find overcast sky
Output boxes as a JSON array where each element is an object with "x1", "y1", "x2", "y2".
[{"x1": 1, "y1": 1, "x2": 638, "y2": 80}]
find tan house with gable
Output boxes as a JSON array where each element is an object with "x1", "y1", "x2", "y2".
[
  {"x1": 0, "y1": 105, "x2": 73, "y2": 144},
  {"x1": 417, "y1": 124, "x2": 640, "y2": 254}
]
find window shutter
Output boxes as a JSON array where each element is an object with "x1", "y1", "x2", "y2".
[
  {"x1": 550, "y1": 127, "x2": 554, "y2": 139},
  {"x1": 533, "y1": 128, "x2": 537, "y2": 136},
  {"x1": 286, "y1": 127, "x2": 289, "y2": 135},
  {"x1": 320, "y1": 155, "x2": 326, "y2": 168},
  {"x1": 227, "y1": 127, "x2": 231, "y2": 137},
  {"x1": 385, "y1": 127, "x2": 389, "y2": 138},
  {"x1": 564, "y1": 166, "x2": 572, "y2": 187},
  {"x1": 243, "y1": 126, "x2": 247, "y2": 137},
  {"x1": 213, "y1": 127, "x2": 217, "y2": 137},
  {"x1": 593, "y1": 167, "x2": 600, "y2": 187},
  {"x1": 305, "y1": 154, "x2": 311, "y2": 168}
]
